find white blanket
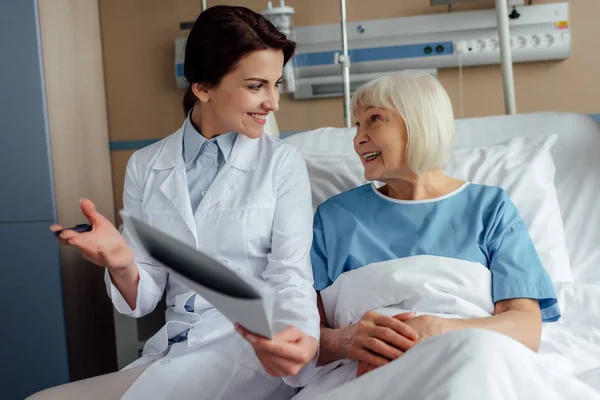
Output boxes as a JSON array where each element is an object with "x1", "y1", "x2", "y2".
[{"x1": 294, "y1": 256, "x2": 600, "y2": 400}]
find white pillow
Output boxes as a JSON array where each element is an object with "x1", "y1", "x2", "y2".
[
  {"x1": 445, "y1": 134, "x2": 572, "y2": 282},
  {"x1": 290, "y1": 131, "x2": 573, "y2": 282}
]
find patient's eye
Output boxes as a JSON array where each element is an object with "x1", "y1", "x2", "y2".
[
  {"x1": 370, "y1": 114, "x2": 381, "y2": 123},
  {"x1": 354, "y1": 121, "x2": 360, "y2": 127}
]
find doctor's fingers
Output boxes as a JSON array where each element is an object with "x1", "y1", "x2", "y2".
[
  {"x1": 50, "y1": 225, "x2": 68, "y2": 246},
  {"x1": 256, "y1": 353, "x2": 304, "y2": 377},
  {"x1": 250, "y1": 339, "x2": 311, "y2": 364},
  {"x1": 56, "y1": 229, "x2": 86, "y2": 248},
  {"x1": 50, "y1": 224, "x2": 63, "y2": 232},
  {"x1": 79, "y1": 198, "x2": 104, "y2": 226},
  {"x1": 273, "y1": 325, "x2": 304, "y2": 342},
  {"x1": 257, "y1": 359, "x2": 279, "y2": 377}
]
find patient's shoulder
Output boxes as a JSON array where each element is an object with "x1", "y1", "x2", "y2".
[
  {"x1": 317, "y1": 184, "x2": 373, "y2": 214},
  {"x1": 462, "y1": 183, "x2": 513, "y2": 208}
]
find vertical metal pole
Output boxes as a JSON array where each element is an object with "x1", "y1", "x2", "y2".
[
  {"x1": 201, "y1": 0, "x2": 208, "y2": 12},
  {"x1": 339, "y1": 0, "x2": 352, "y2": 127},
  {"x1": 495, "y1": 0, "x2": 516, "y2": 115}
]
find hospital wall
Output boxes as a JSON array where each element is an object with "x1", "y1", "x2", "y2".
[
  {"x1": 102, "y1": 0, "x2": 599, "y2": 217},
  {"x1": 1, "y1": 0, "x2": 117, "y2": 397},
  {"x1": 99, "y1": 0, "x2": 597, "y2": 365}
]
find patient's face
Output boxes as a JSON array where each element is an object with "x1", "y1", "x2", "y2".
[{"x1": 353, "y1": 106, "x2": 408, "y2": 181}]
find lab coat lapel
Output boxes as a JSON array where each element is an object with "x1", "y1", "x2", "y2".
[
  {"x1": 153, "y1": 126, "x2": 198, "y2": 242},
  {"x1": 194, "y1": 134, "x2": 260, "y2": 214},
  {"x1": 158, "y1": 168, "x2": 196, "y2": 238}
]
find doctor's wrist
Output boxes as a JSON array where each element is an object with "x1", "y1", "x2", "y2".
[{"x1": 108, "y1": 262, "x2": 138, "y2": 282}]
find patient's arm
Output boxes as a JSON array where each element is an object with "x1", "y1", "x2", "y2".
[
  {"x1": 316, "y1": 293, "x2": 418, "y2": 366},
  {"x1": 435, "y1": 298, "x2": 542, "y2": 352}
]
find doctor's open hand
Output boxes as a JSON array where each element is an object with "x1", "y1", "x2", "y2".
[
  {"x1": 235, "y1": 324, "x2": 319, "y2": 377},
  {"x1": 50, "y1": 198, "x2": 136, "y2": 274}
]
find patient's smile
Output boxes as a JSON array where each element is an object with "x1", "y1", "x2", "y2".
[{"x1": 362, "y1": 151, "x2": 381, "y2": 162}]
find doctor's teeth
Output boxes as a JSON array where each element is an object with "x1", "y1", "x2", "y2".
[{"x1": 249, "y1": 113, "x2": 266, "y2": 120}]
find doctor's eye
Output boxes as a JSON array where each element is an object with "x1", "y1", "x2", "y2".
[
  {"x1": 248, "y1": 84, "x2": 263, "y2": 91},
  {"x1": 275, "y1": 81, "x2": 283, "y2": 89}
]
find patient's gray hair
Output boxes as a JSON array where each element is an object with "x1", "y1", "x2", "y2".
[{"x1": 351, "y1": 70, "x2": 455, "y2": 174}]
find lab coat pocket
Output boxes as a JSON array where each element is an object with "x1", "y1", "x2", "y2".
[
  {"x1": 242, "y1": 206, "x2": 276, "y2": 269},
  {"x1": 198, "y1": 210, "x2": 247, "y2": 270},
  {"x1": 143, "y1": 211, "x2": 195, "y2": 246}
]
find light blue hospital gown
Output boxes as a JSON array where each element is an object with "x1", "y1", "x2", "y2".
[{"x1": 311, "y1": 182, "x2": 560, "y2": 322}]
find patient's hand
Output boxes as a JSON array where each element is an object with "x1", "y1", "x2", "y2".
[
  {"x1": 355, "y1": 314, "x2": 443, "y2": 378},
  {"x1": 400, "y1": 315, "x2": 444, "y2": 343},
  {"x1": 343, "y1": 311, "x2": 418, "y2": 373},
  {"x1": 357, "y1": 360, "x2": 378, "y2": 377}
]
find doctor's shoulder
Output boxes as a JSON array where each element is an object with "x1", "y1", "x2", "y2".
[
  {"x1": 257, "y1": 134, "x2": 309, "y2": 174},
  {"x1": 123, "y1": 131, "x2": 179, "y2": 186}
]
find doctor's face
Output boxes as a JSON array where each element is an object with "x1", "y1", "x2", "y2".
[
  {"x1": 353, "y1": 106, "x2": 409, "y2": 181},
  {"x1": 201, "y1": 49, "x2": 283, "y2": 139}
]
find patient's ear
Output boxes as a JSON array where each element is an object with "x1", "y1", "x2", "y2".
[{"x1": 191, "y1": 83, "x2": 210, "y2": 103}]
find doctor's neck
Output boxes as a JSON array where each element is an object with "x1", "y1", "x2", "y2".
[{"x1": 190, "y1": 105, "x2": 226, "y2": 140}]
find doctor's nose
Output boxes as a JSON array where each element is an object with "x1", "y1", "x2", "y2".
[{"x1": 262, "y1": 90, "x2": 279, "y2": 113}]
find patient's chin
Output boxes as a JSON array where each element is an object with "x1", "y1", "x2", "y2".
[{"x1": 364, "y1": 172, "x2": 380, "y2": 182}]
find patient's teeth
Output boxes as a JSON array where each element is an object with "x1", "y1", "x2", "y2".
[{"x1": 363, "y1": 151, "x2": 381, "y2": 161}]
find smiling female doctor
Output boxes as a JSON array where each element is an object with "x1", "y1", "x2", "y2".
[{"x1": 36, "y1": 5, "x2": 319, "y2": 400}]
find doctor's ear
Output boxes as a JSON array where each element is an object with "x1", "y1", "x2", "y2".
[{"x1": 191, "y1": 83, "x2": 211, "y2": 103}]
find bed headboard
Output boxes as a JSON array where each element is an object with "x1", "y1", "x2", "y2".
[{"x1": 285, "y1": 112, "x2": 600, "y2": 284}]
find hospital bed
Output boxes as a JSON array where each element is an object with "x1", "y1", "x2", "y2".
[{"x1": 283, "y1": 111, "x2": 600, "y2": 391}]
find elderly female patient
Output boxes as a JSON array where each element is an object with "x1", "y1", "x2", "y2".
[{"x1": 291, "y1": 71, "x2": 581, "y2": 400}]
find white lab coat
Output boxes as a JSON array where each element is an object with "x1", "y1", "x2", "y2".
[{"x1": 104, "y1": 122, "x2": 320, "y2": 398}]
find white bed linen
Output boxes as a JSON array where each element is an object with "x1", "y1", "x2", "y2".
[
  {"x1": 284, "y1": 112, "x2": 600, "y2": 392},
  {"x1": 293, "y1": 257, "x2": 600, "y2": 399}
]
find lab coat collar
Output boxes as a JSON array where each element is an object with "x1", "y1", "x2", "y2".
[
  {"x1": 153, "y1": 122, "x2": 186, "y2": 171},
  {"x1": 153, "y1": 121, "x2": 260, "y2": 172},
  {"x1": 182, "y1": 114, "x2": 237, "y2": 166},
  {"x1": 229, "y1": 133, "x2": 259, "y2": 171}
]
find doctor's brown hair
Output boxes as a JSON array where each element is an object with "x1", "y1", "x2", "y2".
[{"x1": 182, "y1": 5, "x2": 296, "y2": 115}]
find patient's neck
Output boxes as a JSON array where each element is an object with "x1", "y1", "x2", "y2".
[{"x1": 380, "y1": 169, "x2": 464, "y2": 201}]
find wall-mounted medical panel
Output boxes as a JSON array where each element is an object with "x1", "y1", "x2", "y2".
[{"x1": 293, "y1": 2, "x2": 569, "y2": 99}]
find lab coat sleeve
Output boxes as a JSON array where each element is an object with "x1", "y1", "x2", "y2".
[
  {"x1": 104, "y1": 152, "x2": 168, "y2": 318},
  {"x1": 261, "y1": 147, "x2": 321, "y2": 387}
]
